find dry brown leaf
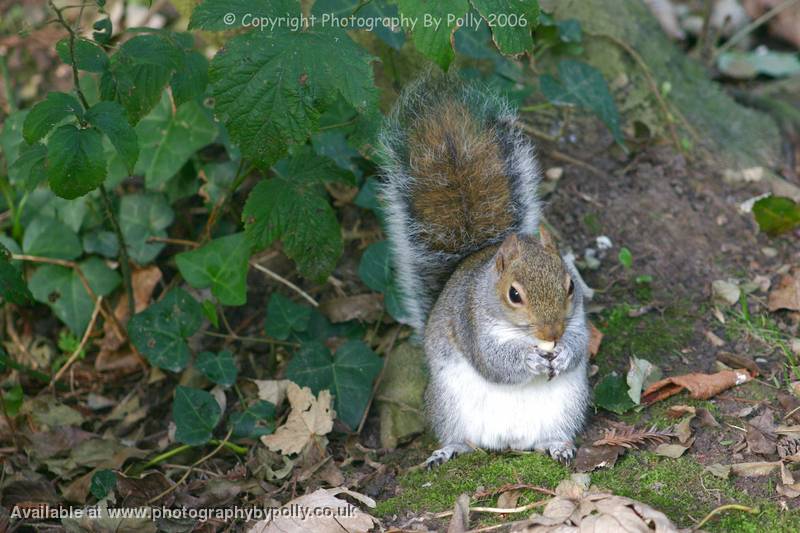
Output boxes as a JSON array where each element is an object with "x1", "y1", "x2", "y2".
[
  {"x1": 654, "y1": 441, "x2": 692, "y2": 458},
  {"x1": 743, "y1": 0, "x2": 800, "y2": 48},
  {"x1": 593, "y1": 425, "x2": 672, "y2": 449},
  {"x1": 642, "y1": 369, "x2": 751, "y2": 404},
  {"x1": 574, "y1": 444, "x2": 624, "y2": 472},
  {"x1": 768, "y1": 271, "x2": 800, "y2": 312},
  {"x1": 261, "y1": 383, "x2": 335, "y2": 456},
  {"x1": 588, "y1": 321, "x2": 603, "y2": 358},
  {"x1": 248, "y1": 488, "x2": 376, "y2": 533},
  {"x1": 496, "y1": 489, "x2": 522, "y2": 510},
  {"x1": 252, "y1": 379, "x2": 290, "y2": 406},
  {"x1": 717, "y1": 351, "x2": 760, "y2": 377},
  {"x1": 320, "y1": 294, "x2": 385, "y2": 323},
  {"x1": 730, "y1": 461, "x2": 781, "y2": 477}
]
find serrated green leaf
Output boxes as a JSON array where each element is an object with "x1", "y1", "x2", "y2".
[
  {"x1": 86, "y1": 101, "x2": 139, "y2": 174},
  {"x1": 196, "y1": 350, "x2": 238, "y2": 387},
  {"x1": 170, "y1": 50, "x2": 209, "y2": 106},
  {"x1": 173, "y1": 386, "x2": 221, "y2": 445},
  {"x1": 540, "y1": 60, "x2": 623, "y2": 145},
  {"x1": 286, "y1": 340, "x2": 383, "y2": 429},
  {"x1": 753, "y1": 196, "x2": 800, "y2": 236},
  {"x1": 175, "y1": 233, "x2": 250, "y2": 306},
  {"x1": 23, "y1": 92, "x2": 83, "y2": 144},
  {"x1": 119, "y1": 192, "x2": 175, "y2": 264},
  {"x1": 46, "y1": 125, "x2": 107, "y2": 199},
  {"x1": 9, "y1": 142, "x2": 47, "y2": 191},
  {"x1": 0, "y1": 243, "x2": 32, "y2": 305},
  {"x1": 229, "y1": 399, "x2": 275, "y2": 439},
  {"x1": 242, "y1": 178, "x2": 342, "y2": 282},
  {"x1": 22, "y1": 215, "x2": 82, "y2": 260},
  {"x1": 90, "y1": 470, "x2": 117, "y2": 499},
  {"x1": 189, "y1": 0, "x2": 296, "y2": 30},
  {"x1": 470, "y1": 0, "x2": 539, "y2": 55},
  {"x1": 265, "y1": 293, "x2": 312, "y2": 340},
  {"x1": 128, "y1": 288, "x2": 203, "y2": 372},
  {"x1": 1, "y1": 111, "x2": 28, "y2": 174},
  {"x1": 594, "y1": 373, "x2": 635, "y2": 415},
  {"x1": 56, "y1": 38, "x2": 109, "y2": 73},
  {"x1": 29, "y1": 257, "x2": 120, "y2": 334},
  {"x1": 313, "y1": 0, "x2": 406, "y2": 49},
  {"x1": 397, "y1": 0, "x2": 469, "y2": 69},
  {"x1": 210, "y1": 26, "x2": 376, "y2": 165}
]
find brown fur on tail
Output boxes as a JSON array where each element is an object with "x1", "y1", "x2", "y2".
[{"x1": 408, "y1": 100, "x2": 514, "y2": 253}]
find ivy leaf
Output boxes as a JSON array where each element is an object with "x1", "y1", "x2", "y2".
[
  {"x1": 56, "y1": 38, "x2": 109, "y2": 73},
  {"x1": 119, "y1": 192, "x2": 175, "y2": 264},
  {"x1": 29, "y1": 257, "x2": 120, "y2": 335},
  {"x1": 128, "y1": 288, "x2": 203, "y2": 372},
  {"x1": 753, "y1": 196, "x2": 800, "y2": 236},
  {"x1": 286, "y1": 340, "x2": 383, "y2": 430},
  {"x1": 175, "y1": 232, "x2": 250, "y2": 306},
  {"x1": 134, "y1": 96, "x2": 217, "y2": 187},
  {"x1": 22, "y1": 215, "x2": 82, "y2": 260},
  {"x1": 470, "y1": 0, "x2": 539, "y2": 55},
  {"x1": 358, "y1": 241, "x2": 406, "y2": 322},
  {"x1": 397, "y1": 0, "x2": 469, "y2": 70},
  {"x1": 90, "y1": 470, "x2": 117, "y2": 500},
  {"x1": 82, "y1": 230, "x2": 119, "y2": 258},
  {"x1": 229, "y1": 400, "x2": 275, "y2": 439},
  {"x1": 46, "y1": 125, "x2": 108, "y2": 199},
  {"x1": 0, "y1": 243, "x2": 32, "y2": 305},
  {"x1": 209, "y1": 26, "x2": 377, "y2": 165},
  {"x1": 172, "y1": 386, "x2": 221, "y2": 445},
  {"x1": 265, "y1": 293, "x2": 312, "y2": 340},
  {"x1": 540, "y1": 60, "x2": 623, "y2": 145},
  {"x1": 189, "y1": 0, "x2": 296, "y2": 31},
  {"x1": 594, "y1": 373, "x2": 635, "y2": 415},
  {"x1": 86, "y1": 101, "x2": 139, "y2": 174},
  {"x1": 196, "y1": 350, "x2": 238, "y2": 387},
  {"x1": 23, "y1": 92, "x2": 83, "y2": 144}
]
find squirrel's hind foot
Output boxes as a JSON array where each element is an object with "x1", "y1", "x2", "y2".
[
  {"x1": 547, "y1": 441, "x2": 575, "y2": 464},
  {"x1": 425, "y1": 443, "x2": 473, "y2": 469}
]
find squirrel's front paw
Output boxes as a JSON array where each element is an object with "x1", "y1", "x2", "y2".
[
  {"x1": 547, "y1": 441, "x2": 575, "y2": 464},
  {"x1": 425, "y1": 443, "x2": 473, "y2": 469},
  {"x1": 525, "y1": 349, "x2": 553, "y2": 376}
]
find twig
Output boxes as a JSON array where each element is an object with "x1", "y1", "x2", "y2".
[
  {"x1": 202, "y1": 330, "x2": 298, "y2": 347},
  {"x1": 517, "y1": 121, "x2": 558, "y2": 143},
  {"x1": 146, "y1": 236, "x2": 200, "y2": 248},
  {"x1": 434, "y1": 498, "x2": 548, "y2": 518},
  {"x1": 48, "y1": 0, "x2": 90, "y2": 111},
  {"x1": 550, "y1": 149, "x2": 606, "y2": 177},
  {"x1": 693, "y1": 504, "x2": 757, "y2": 530},
  {"x1": 713, "y1": 0, "x2": 800, "y2": 59},
  {"x1": 50, "y1": 296, "x2": 103, "y2": 388},
  {"x1": 99, "y1": 185, "x2": 135, "y2": 318},
  {"x1": 249, "y1": 261, "x2": 319, "y2": 307},
  {"x1": 473, "y1": 483, "x2": 556, "y2": 500}
]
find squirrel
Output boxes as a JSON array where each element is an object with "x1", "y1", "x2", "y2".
[{"x1": 377, "y1": 75, "x2": 591, "y2": 467}]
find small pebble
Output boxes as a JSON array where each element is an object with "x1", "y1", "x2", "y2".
[
  {"x1": 545, "y1": 167, "x2": 564, "y2": 181},
  {"x1": 762, "y1": 247, "x2": 778, "y2": 258},
  {"x1": 596, "y1": 236, "x2": 613, "y2": 250},
  {"x1": 755, "y1": 357, "x2": 768, "y2": 364}
]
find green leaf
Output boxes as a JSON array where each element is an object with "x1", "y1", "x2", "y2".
[
  {"x1": 22, "y1": 215, "x2": 82, "y2": 260},
  {"x1": 9, "y1": 142, "x2": 47, "y2": 190},
  {"x1": 753, "y1": 196, "x2": 800, "y2": 236},
  {"x1": 90, "y1": 470, "x2": 117, "y2": 499},
  {"x1": 210, "y1": 26, "x2": 377, "y2": 165},
  {"x1": 618, "y1": 247, "x2": 632, "y2": 269},
  {"x1": 82, "y1": 230, "x2": 119, "y2": 258},
  {"x1": 196, "y1": 350, "x2": 238, "y2": 387},
  {"x1": 229, "y1": 400, "x2": 275, "y2": 439},
  {"x1": 93, "y1": 18, "x2": 113, "y2": 44},
  {"x1": 29, "y1": 257, "x2": 120, "y2": 334},
  {"x1": 128, "y1": 288, "x2": 203, "y2": 372},
  {"x1": 265, "y1": 293, "x2": 312, "y2": 340},
  {"x1": 46, "y1": 125, "x2": 107, "y2": 199},
  {"x1": 202, "y1": 299, "x2": 219, "y2": 328},
  {"x1": 3, "y1": 383, "x2": 24, "y2": 417},
  {"x1": 175, "y1": 232, "x2": 250, "y2": 306},
  {"x1": 23, "y1": 92, "x2": 83, "y2": 144},
  {"x1": 286, "y1": 340, "x2": 383, "y2": 430},
  {"x1": 540, "y1": 60, "x2": 623, "y2": 145},
  {"x1": 170, "y1": 50, "x2": 209, "y2": 106},
  {"x1": 56, "y1": 38, "x2": 109, "y2": 73},
  {"x1": 189, "y1": 0, "x2": 296, "y2": 30},
  {"x1": 358, "y1": 241, "x2": 406, "y2": 321},
  {"x1": 555, "y1": 19, "x2": 581, "y2": 43},
  {"x1": 397, "y1": 0, "x2": 469, "y2": 69},
  {"x1": 172, "y1": 386, "x2": 221, "y2": 445},
  {"x1": 119, "y1": 192, "x2": 175, "y2": 264},
  {"x1": 243, "y1": 178, "x2": 342, "y2": 282},
  {"x1": 86, "y1": 101, "x2": 139, "y2": 174},
  {"x1": 0, "y1": 243, "x2": 32, "y2": 305},
  {"x1": 313, "y1": 0, "x2": 406, "y2": 49},
  {"x1": 594, "y1": 373, "x2": 635, "y2": 415},
  {"x1": 470, "y1": 0, "x2": 539, "y2": 55},
  {"x1": 135, "y1": 97, "x2": 217, "y2": 187}
]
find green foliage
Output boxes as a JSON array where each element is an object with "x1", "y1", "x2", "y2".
[
  {"x1": 23, "y1": 92, "x2": 83, "y2": 144},
  {"x1": 173, "y1": 386, "x2": 222, "y2": 445},
  {"x1": 471, "y1": 0, "x2": 539, "y2": 54},
  {"x1": 753, "y1": 196, "x2": 800, "y2": 236},
  {"x1": 46, "y1": 125, "x2": 107, "y2": 199},
  {"x1": 90, "y1": 469, "x2": 117, "y2": 499},
  {"x1": 618, "y1": 246, "x2": 633, "y2": 269},
  {"x1": 594, "y1": 372, "x2": 636, "y2": 414},
  {"x1": 0, "y1": 243, "x2": 32, "y2": 304},
  {"x1": 56, "y1": 38, "x2": 109, "y2": 73},
  {"x1": 358, "y1": 241, "x2": 405, "y2": 321},
  {"x1": 176, "y1": 233, "x2": 250, "y2": 306},
  {"x1": 128, "y1": 289, "x2": 203, "y2": 372},
  {"x1": 265, "y1": 293, "x2": 312, "y2": 341},
  {"x1": 230, "y1": 400, "x2": 276, "y2": 439},
  {"x1": 118, "y1": 192, "x2": 174, "y2": 264},
  {"x1": 286, "y1": 340, "x2": 383, "y2": 430},
  {"x1": 196, "y1": 350, "x2": 238, "y2": 387},
  {"x1": 397, "y1": 0, "x2": 470, "y2": 69},
  {"x1": 85, "y1": 101, "x2": 139, "y2": 174}
]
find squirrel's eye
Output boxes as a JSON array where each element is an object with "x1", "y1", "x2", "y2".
[
  {"x1": 567, "y1": 279, "x2": 574, "y2": 296},
  {"x1": 508, "y1": 286, "x2": 522, "y2": 304}
]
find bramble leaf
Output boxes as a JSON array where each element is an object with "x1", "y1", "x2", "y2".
[
  {"x1": 470, "y1": 0, "x2": 539, "y2": 55},
  {"x1": 189, "y1": 0, "x2": 296, "y2": 31},
  {"x1": 358, "y1": 240, "x2": 406, "y2": 321},
  {"x1": 175, "y1": 232, "x2": 250, "y2": 306},
  {"x1": 86, "y1": 101, "x2": 139, "y2": 173},
  {"x1": 173, "y1": 386, "x2": 221, "y2": 445},
  {"x1": 594, "y1": 373, "x2": 636, "y2": 415},
  {"x1": 229, "y1": 400, "x2": 275, "y2": 439},
  {"x1": 23, "y1": 92, "x2": 83, "y2": 144},
  {"x1": 56, "y1": 38, "x2": 109, "y2": 73},
  {"x1": 128, "y1": 288, "x2": 203, "y2": 372},
  {"x1": 46, "y1": 125, "x2": 108, "y2": 199},
  {"x1": 9, "y1": 142, "x2": 47, "y2": 191},
  {"x1": 397, "y1": 0, "x2": 469, "y2": 69}
]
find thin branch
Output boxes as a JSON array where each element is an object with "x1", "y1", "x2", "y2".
[
  {"x1": 99, "y1": 185, "x2": 135, "y2": 318},
  {"x1": 434, "y1": 498, "x2": 548, "y2": 518},
  {"x1": 714, "y1": 0, "x2": 800, "y2": 59},
  {"x1": 48, "y1": 0, "x2": 90, "y2": 111},
  {"x1": 693, "y1": 504, "x2": 757, "y2": 530},
  {"x1": 249, "y1": 261, "x2": 319, "y2": 307},
  {"x1": 202, "y1": 330, "x2": 298, "y2": 348},
  {"x1": 50, "y1": 296, "x2": 103, "y2": 388}
]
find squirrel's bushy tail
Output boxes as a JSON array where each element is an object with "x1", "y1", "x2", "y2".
[{"x1": 378, "y1": 74, "x2": 541, "y2": 334}]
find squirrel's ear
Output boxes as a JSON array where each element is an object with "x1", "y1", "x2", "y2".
[
  {"x1": 539, "y1": 224, "x2": 558, "y2": 253},
  {"x1": 495, "y1": 233, "x2": 520, "y2": 272}
]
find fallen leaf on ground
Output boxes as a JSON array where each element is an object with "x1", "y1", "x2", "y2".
[
  {"x1": 654, "y1": 441, "x2": 692, "y2": 458},
  {"x1": 717, "y1": 351, "x2": 760, "y2": 377},
  {"x1": 743, "y1": 0, "x2": 800, "y2": 48},
  {"x1": 248, "y1": 487, "x2": 376, "y2": 533},
  {"x1": 706, "y1": 463, "x2": 731, "y2": 479},
  {"x1": 768, "y1": 271, "x2": 800, "y2": 312},
  {"x1": 712, "y1": 279, "x2": 741, "y2": 306},
  {"x1": 320, "y1": 293, "x2": 385, "y2": 323},
  {"x1": 261, "y1": 383, "x2": 335, "y2": 456},
  {"x1": 252, "y1": 379, "x2": 290, "y2": 406},
  {"x1": 705, "y1": 330, "x2": 725, "y2": 347},
  {"x1": 731, "y1": 461, "x2": 781, "y2": 477},
  {"x1": 642, "y1": 369, "x2": 751, "y2": 404},
  {"x1": 626, "y1": 356, "x2": 661, "y2": 404},
  {"x1": 589, "y1": 321, "x2": 603, "y2": 357},
  {"x1": 448, "y1": 493, "x2": 471, "y2": 533},
  {"x1": 574, "y1": 444, "x2": 624, "y2": 472}
]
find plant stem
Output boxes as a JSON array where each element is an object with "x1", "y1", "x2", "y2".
[
  {"x1": 99, "y1": 185, "x2": 135, "y2": 317},
  {"x1": 142, "y1": 444, "x2": 192, "y2": 468},
  {"x1": 0, "y1": 54, "x2": 16, "y2": 112},
  {"x1": 49, "y1": 0, "x2": 90, "y2": 113},
  {"x1": 209, "y1": 439, "x2": 248, "y2": 454}
]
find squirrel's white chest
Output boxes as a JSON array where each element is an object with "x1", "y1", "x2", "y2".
[{"x1": 440, "y1": 357, "x2": 585, "y2": 450}]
